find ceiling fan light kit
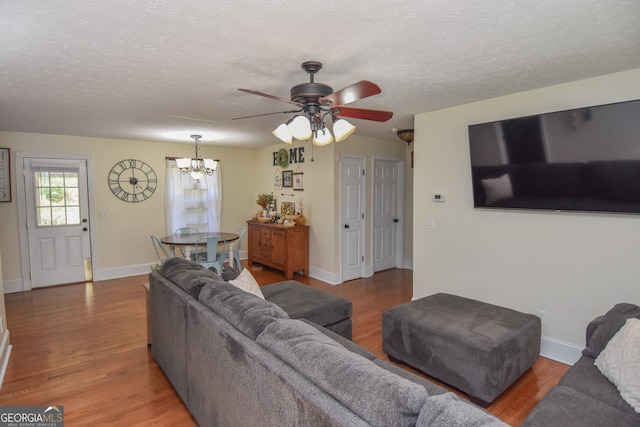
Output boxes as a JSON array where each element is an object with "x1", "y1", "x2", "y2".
[
  {"x1": 177, "y1": 135, "x2": 218, "y2": 180},
  {"x1": 238, "y1": 61, "x2": 393, "y2": 146}
]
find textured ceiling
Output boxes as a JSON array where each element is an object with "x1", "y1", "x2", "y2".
[{"x1": 1, "y1": 0, "x2": 639, "y2": 148}]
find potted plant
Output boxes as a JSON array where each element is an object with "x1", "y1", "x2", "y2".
[{"x1": 256, "y1": 193, "x2": 274, "y2": 218}]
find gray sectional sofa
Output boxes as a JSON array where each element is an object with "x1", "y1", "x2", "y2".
[
  {"x1": 149, "y1": 258, "x2": 506, "y2": 427},
  {"x1": 523, "y1": 303, "x2": 640, "y2": 426}
]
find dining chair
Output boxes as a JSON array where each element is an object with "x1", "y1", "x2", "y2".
[
  {"x1": 174, "y1": 227, "x2": 200, "y2": 256},
  {"x1": 193, "y1": 236, "x2": 226, "y2": 274},
  {"x1": 218, "y1": 227, "x2": 246, "y2": 269},
  {"x1": 150, "y1": 235, "x2": 173, "y2": 264}
]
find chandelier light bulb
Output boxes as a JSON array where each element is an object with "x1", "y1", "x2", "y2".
[
  {"x1": 333, "y1": 118, "x2": 356, "y2": 142},
  {"x1": 288, "y1": 115, "x2": 312, "y2": 140},
  {"x1": 272, "y1": 123, "x2": 293, "y2": 144},
  {"x1": 313, "y1": 128, "x2": 334, "y2": 146},
  {"x1": 176, "y1": 135, "x2": 217, "y2": 180}
]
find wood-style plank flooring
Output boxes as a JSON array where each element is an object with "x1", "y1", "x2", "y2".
[{"x1": 0, "y1": 264, "x2": 569, "y2": 426}]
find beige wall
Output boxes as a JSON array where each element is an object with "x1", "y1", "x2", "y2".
[
  {"x1": 0, "y1": 130, "x2": 412, "y2": 287},
  {"x1": 413, "y1": 68, "x2": 640, "y2": 353},
  {"x1": 0, "y1": 132, "x2": 255, "y2": 283},
  {"x1": 254, "y1": 135, "x2": 411, "y2": 280}
]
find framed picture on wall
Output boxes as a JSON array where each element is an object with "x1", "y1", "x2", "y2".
[
  {"x1": 0, "y1": 148, "x2": 10, "y2": 202},
  {"x1": 282, "y1": 170, "x2": 293, "y2": 188},
  {"x1": 281, "y1": 202, "x2": 295, "y2": 215},
  {"x1": 274, "y1": 172, "x2": 282, "y2": 189},
  {"x1": 293, "y1": 172, "x2": 303, "y2": 191}
]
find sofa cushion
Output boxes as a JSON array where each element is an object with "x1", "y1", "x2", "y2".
[
  {"x1": 585, "y1": 160, "x2": 640, "y2": 202},
  {"x1": 221, "y1": 264, "x2": 241, "y2": 281},
  {"x1": 229, "y1": 268, "x2": 264, "y2": 299},
  {"x1": 559, "y1": 356, "x2": 638, "y2": 416},
  {"x1": 522, "y1": 385, "x2": 640, "y2": 427},
  {"x1": 300, "y1": 318, "x2": 376, "y2": 361},
  {"x1": 416, "y1": 392, "x2": 507, "y2": 427},
  {"x1": 257, "y1": 319, "x2": 427, "y2": 427},
  {"x1": 159, "y1": 257, "x2": 225, "y2": 298},
  {"x1": 261, "y1": 280, "x2": 352, "y2": 327},
  {"x1": 583, "y1": 303, "x2": 640, "y2": 358},
  {"x1": 481, "y1": 174, "x2": 513, "y2": 204},
  {"x1": 595, "y1": 317, "x2": 640, "y2": 413},
  {"x1": 513, "y1": 162, "x2": 586, "y2": 199},
  {"x1": 198, "y1": 282, "x2": 288, "y2": 340}
]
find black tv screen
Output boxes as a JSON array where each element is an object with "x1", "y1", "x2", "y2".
[{"x1": 468, "y1": 99, "x2": 640, "y2": 214}]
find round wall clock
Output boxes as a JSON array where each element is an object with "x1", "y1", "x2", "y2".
[
  {"x1": 277, "y1": 148, "x2": 289, "y2": 168},
  {"x1": 108, "y1": 159, "x2": 157, "y2": 202}
]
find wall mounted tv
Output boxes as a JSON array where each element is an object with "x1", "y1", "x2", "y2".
[{"x1": 468, "y1": 99, "x2": 640, "y2": 215}]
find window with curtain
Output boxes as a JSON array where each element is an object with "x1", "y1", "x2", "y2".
[{"x1": 165, "y1": 159, "x2": 222, "y2": 234}]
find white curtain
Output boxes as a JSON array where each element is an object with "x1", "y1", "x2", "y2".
[{"x1": 165, "y1": 159, "x2": 222, "y2": 234}]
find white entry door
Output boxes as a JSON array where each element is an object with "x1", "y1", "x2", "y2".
[
  {"x1": 341, "y1": 156, "x2": 365, "y2": 282},
  {"x1": 373, "y1": 159, "x2": 401, "y2": 272},
  {"x1": 23, "y1": 157, "x2": 92, "y2": 287}
]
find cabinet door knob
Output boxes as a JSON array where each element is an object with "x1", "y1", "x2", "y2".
[{"x1": 344, "y1": 224, "x2": 350, "y2": 229}]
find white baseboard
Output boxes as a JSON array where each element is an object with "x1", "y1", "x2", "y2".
[
  {"x1": 92, "y1": 263, "x2": 154, "y2": 281},
  {"x1": 540, "y1": 335, "x2": 582, "y2": 366},
  {"x1": 0, "y1": 329, "x2": 12, "y2": 389},
  {"x1": 308, "y1": 266, "x2": 341, "y2": 285},
  {"x1": 4, "y1": 279, "x2": 23, "y2": 294}
]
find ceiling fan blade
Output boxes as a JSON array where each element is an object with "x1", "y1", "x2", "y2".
[
  {"x1": 232, "y1": 109, "x2": 301, "y2": 120},
  {"x1": 332, "y1": 106, "x2": 393, "y2": 122},
  {"x1": 238, "y1": 89, "x2": 303, "y2": 107},
  {"x1": 320, "y1": 80, "x2": 382, "y2": 106}
]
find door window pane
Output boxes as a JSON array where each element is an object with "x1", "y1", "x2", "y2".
[{"x1": 34, "y1": 170, "x2": 81, "y2": 226}]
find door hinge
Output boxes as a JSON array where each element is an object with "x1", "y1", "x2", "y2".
[
  {"x1": 361, "y1": 213, "x2": 364, "y2": 219},
  {"x1": 362, "y1": 256, "x2": 364, "y2": 262},
  {"x1": 362, "y1": 169, "x2": 365, "y2": 176}
]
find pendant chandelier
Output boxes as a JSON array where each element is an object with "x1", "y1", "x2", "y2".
[
  {"x1": 176, "y1": 135, "x2": 217, "y2": 180},
  {"x1": 272, "y1": 108, "x2": 356, "y2": 146}
]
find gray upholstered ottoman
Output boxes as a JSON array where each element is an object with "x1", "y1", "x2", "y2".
[
  {"x1": 382, "y1": 293, "x2": 540, "y2": 406},
  {"x1": 262, "y1": 280, "x2": 353, "y2": 339}
]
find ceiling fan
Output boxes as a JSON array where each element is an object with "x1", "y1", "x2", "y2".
[{"x1": 235, "y1": 61, "x2": 393, "y2": 145}]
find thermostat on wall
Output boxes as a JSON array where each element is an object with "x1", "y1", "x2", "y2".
[{"x1": 432, "y1": 193, "x2": 446, "y2": 202}]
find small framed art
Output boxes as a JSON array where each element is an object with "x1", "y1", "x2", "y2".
[
  {"x1": 281, "y1": 202, "x2": 295, "y2": 215},
  {"x1": 282, "y1": 170, "x2": 293, "y2": 188},
  {"x1": 293, "y1": 172, "x2": 304, "y2": 191},
  {"x1": 0, "y1": 148, "x2": 10, "y2": 202},
  {"x1": 274, "y1": 173, "x2": 283, "y2": 189}
]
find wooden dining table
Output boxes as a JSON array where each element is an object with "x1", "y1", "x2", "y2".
[{"x1": 160, "y1": 232, "x2": 240, "y2": 265}]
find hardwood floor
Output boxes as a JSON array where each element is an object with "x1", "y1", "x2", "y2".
[{"x1": 0, "y1": 264, "x2": 569, "y2": 426}]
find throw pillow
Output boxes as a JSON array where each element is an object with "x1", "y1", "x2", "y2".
[
  {"x1": 481, "y1": 174, "x2": 513, "y2": 204},
  {"x1": 221, "y1": 265, "x2": 241, "y2": 281},
  {"x1": 229, "y1": 268, "x2": 264, "y2": 300},
  {"x1": 594, "y1": 317, "x2": 640, "y2": 413},
  {"x1": 583, "y1": 303, "x2": 640, "y2": 358}
]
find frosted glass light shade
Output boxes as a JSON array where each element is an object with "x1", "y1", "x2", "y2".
[
  {"x1": 313, "y1": 128, "x2": 334, "y2": 146},
  {"x1": 189, "y1": 169, "x2": 205, "y2": 180},
  {"x1": 203, "y1": 158, "x2": 217, "y2": 170},
  {"x1": 176, "y1": 158, "x2": 191, "y2": 168},
  {"x1": 288, "y1": 116, "x2": 312, "y2": 140},
  {"x1": 333, "y1": 118, "x2": 356, "y2": 142},
  {"x1": 272, "y1": 123, "x2": 293, "y2": 144}
]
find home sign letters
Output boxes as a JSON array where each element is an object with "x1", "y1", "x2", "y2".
[{"x1": 273, "y1": 147, "x2": 304, "y2": 167}]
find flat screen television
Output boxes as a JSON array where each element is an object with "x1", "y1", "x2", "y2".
[{"x1": 468, "y1": 99, "x2": 640, "y2": 214}]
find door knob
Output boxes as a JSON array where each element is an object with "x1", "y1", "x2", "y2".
[
  {"x1": 344, "y1": 224, "x2": 350, "y2": 229},
  {"x1": 83, "y1": 227, "x2": 88, "y2": 231},
  {"x1": 393, "y1": 218, "x2": 399, "y2": 223},
  {"x1": 82, "y1": 218, "x2": 88, "y2": 223}
]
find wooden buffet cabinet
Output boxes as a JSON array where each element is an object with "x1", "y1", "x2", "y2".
[{"x1": 247, "y1": 221, "x2": 309, "y2": 279}]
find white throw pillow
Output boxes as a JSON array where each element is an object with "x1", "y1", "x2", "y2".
[
  {"x1": 594, "y1": 317, "x2": 640, "y2": 413},
  {"x1": 481, "y1": 174, "x2": 513, "y2": 204},
  {"x1": 229, "y1": 268, "x2": 265, "y2": 300}
]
